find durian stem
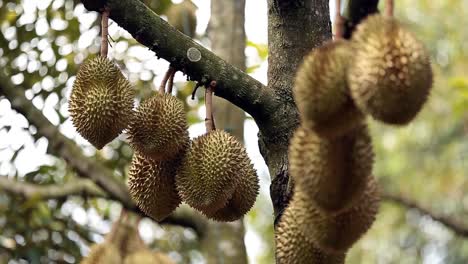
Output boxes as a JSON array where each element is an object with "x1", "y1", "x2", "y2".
[
  {"x1": 334, "y1": 0, "x2": 344, "y2": 39},
  {"x1": 159, "y1": 67, "x2": 176, "y2": 94},
  {"x1": 100, "y1": 7, "x2": 110, "y2": 57},
  {"x1": 205, "y1": 81, "x2": 216, "y2": 132},
  {"x1": 167, "y1": 70, "x2": 176, "y2": 94},
  {"x1": 385, "y1": 0, "x2": 394, "y2": 17}
]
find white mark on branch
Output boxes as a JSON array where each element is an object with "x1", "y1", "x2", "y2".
[{"x1": 187, "y1": 47, "x2": 201, "y2": 62}]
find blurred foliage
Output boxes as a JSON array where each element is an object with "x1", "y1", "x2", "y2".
[{"x1": 0, "y1": 0, "x2": 467, "y2": 263}]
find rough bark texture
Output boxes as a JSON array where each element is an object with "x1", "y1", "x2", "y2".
[
  {"x1": 199, "y1": 1, "x2": 248, "y2": 264},
  {"x1": 265, "y1": 0, "x2": 332, "y2": 224}
]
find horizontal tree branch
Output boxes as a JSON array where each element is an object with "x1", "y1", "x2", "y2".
[
  {"x1": 382, "y1": 190, "x2": 468, "y2": 238},
  {"x1": 0, "y1": 70, "x2": 206, "y2": 236},
  {"x1": 81, "y1": 0, "x2": 278, "y2": 130}
]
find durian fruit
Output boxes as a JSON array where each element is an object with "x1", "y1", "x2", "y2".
[
  {"x1": 205, "y1": 160, "x2": 259, "y2": 222},
  {"x1": 293, "y1": 40, "x2": 364, "y2": 138},
  {"x1": 348, "y1": 14, "x2": 433, "y2": 125},
  {"x1": 80, "y1": 243, "x2": 122, "y2": 264},
  {"x1": 294, "y1": 176, "x2": 380, "y2": 253},
  {"x1": 69, "y1": 56, "x2": 134, "y2": 149},
  {"x1": 108, "y1": 213, "x2": 145, "y2": 258},
  {"x1": 176, "y1": 130, "x2": 253, "y2": 214},
  {"x1": 127, "y1": 93, "x2": 189, "y2": 161},
  {"x1": 124, "y1": 250, "x2": 175, "y2": 264},
  {"x1": 128, "y1": 153, "x2": 181, "y2": 221},
  {"x1": 289, "y1": 123, "x2": 374, "y2": 214},
  {"x1": 276, "y1": 197, "x2": 346, "y2": 264},
  {"x1": 166, "y1": 0, "x2": 197, "y2": 38}
]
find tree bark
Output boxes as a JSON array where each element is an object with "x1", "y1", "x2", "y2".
[{"x1": 199, "y1": 1, "x2": 248, "y2": 263}]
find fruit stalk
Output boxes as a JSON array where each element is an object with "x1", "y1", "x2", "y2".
[
  {"x1": 334, "y1": 0, "x2": 344, "y2": 40},
  {"x1": 159, "y1": 67, "x2": 176, "y2": 94},
  {"x1": 205, "y1": 81, "x2": 216, "y2": 132},
  {"x1": 100, "y1": 7, "x2": 110, "y2": 57},
  {"x1": 385, "y1": 0, "x2": 394, "y2": 17}
]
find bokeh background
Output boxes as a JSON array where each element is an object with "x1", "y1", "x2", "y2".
[{"x1": 0, "y1": 0, "x2": 467, "y2": 263}]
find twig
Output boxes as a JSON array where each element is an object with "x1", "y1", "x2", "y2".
[
  {"x1": 205, "y1": 81, "x2": 216, "y2": 132},
  {"x1": 159, "y1": 67, "x2": 176, "y2": 94},
  {"x1": 100, "y1": 7, "x2": 110, "y2": 57},
  {"x1": 385, "y1": 0, "x2": 394, "y2": 17},
  {"x1": 191, "y1": 82, "x2": 202, "y2": 100},
  {"x1": 167, "y1": 70, "x2": 176, "y2": 94}
]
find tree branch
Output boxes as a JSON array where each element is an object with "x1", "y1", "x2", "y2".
[
  {"x1": 0, "y1": 70, "x2": 206, "y2": 236},
  {"x1": 80, "y1": 0, "x2": 277, "y2": 128},
  {"x1": 382, "y1": 190, "x2": 468, "y2": 238}
]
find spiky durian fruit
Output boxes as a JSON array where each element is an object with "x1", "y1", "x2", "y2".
[
  {"x1": 108, "y1": 214, "x2": 145, "y2": 258},
  {"x1": 289, "y1": 123, "x2": 373, "y2": 214},
  {"x1": 294, "y1": 40, "x2": 364, "y2": 138},
  {"x1": 294, "y1": 177, "x2": 380, "y2": 253},
  {"x1": 276, "y1": 198, "x2": 346, "y2": 264},
  {"x1": 69, "y1": 56, "x2": 134, "y2": 149},
  {"x1": 124, "y1": 250, "x2": 175, "y2": 264},
  {"x1": 348, "y1": 14, "x2": 433, "y2": 124},
  {"x1": 176, "y1": 130, "x2": 252, "y2": 214},
  {"x1": 166, "y1": 0, "x2": 197, "y2": 38},
  {"x1": 128, "y1": 153, "x2": 181, "y2": 221},
  {"x1": 205, "y1": 161, "x2": 259, "y2": 222},
  {"x1": 127, "y1": 93, "x2": 189, "y2": 161},
  {"x1": 80, "y1": 243, "x2": 121, "y2": 264}
]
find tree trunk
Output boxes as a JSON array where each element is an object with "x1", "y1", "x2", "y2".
[{"x1": 199, "y1": 1, "x2": 248, "y2": 264}]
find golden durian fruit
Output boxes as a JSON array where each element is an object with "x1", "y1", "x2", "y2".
[
  {"x1": 128, "y1": 153, "x2": 181, "y2": 221},
  {"x1": 166, "y1": 0, "x2": 197, "y2": 38},
  {"x1": 80, "y1": 243, "x2": 122, "y2": 264},
  {"x1": 107, "y1": 213, "x2": 145, "y2": 258},
  {"x1": 176, "y1": 130, "x2": 252, "y2": 214},
  {"x1": 289, "y1": 123, "x2": 374, "y2": 214},
  {"x1": 205, "y1": 161, "x2": 259, "y2": 222},
  {"x1": 124, "y1": 250, "x2": 175, "y2": 264},
  {"x1": 348, "y1": 14, "x2": 433, "y2": 125},
  {"x1": 294, "y1": 40, "x2": 364, "y2": 138},
  {"x1": 69, "y1": 56, "x2": 134, "y2": 149},
  {"x1": 276, "y1": 198, "x2": 346, "y2": 264},
  {"x1": 294, "y1": 177, "x2": 380, "y2": 253},
  {"x1": 127, "y1": 93, "x2": 189, "y2": 161}
]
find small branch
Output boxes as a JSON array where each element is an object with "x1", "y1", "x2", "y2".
[
  {"x1": 204, "y1": 81, "x2": 216, "y2": 132},
  {"x1": 382, "y1": 191, "x2": 468, "y2": 238},
  {"x1": 100, "y1": 7, "x2": 110, "y2": 57},
  {"x1": 0, "y1": 177, "x2": 107, "y2": 200},
  {"x1": 385, "y1": 0, "x2": 394, "y2": 17},
  {"x1": 159, "y1": 67, "x2": 175, "y2": 94},
  {"x1": 334, "y1": 0, "x2": 344, "y2": 39},
  {"x1": 167, "y1": 70, "x2": 175, "y2": 94}
]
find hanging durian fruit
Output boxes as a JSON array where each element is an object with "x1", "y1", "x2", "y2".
[
  {"x1": 69, "y1": 56, "x2": 135, "y2": 149},
  {"x1": 293, "y1": 40, "x2": 364, "y2": 138},
  {"x1": 289, "y1": 123, "x2": 374, "y2": 214},
  {"x1": 166, "y1": 0, "x2": 197, "y2": 38},
  {"x1": 127, "y1": 93, "x2": 189, "y2": 161},
  {"x1": 124, "y1": 250, "x2": 175, "y2": 264},
  {"x1": 128, "y1": 153, "x2": 181, "y2": 221},
  {"x1": 276, "y1": 196, "x2": 346, "y2": 264},
  {"x1": 348, "y1": 14, "x2": 433, "y2": 124},
  {"x1": 176, "y1": 130, "x2": 250, "y2": 214},
  {"x1": 81, "y1": 243, "x2": 122, "y2": 264},
  {"x1": 293, "y1": 176, "x2": 380, "y2": 253},
  {"x1": 205, "y1": 160, "x2": 259, "y2": 222}
]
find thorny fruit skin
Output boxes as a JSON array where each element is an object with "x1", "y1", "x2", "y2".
[
  {"x1": 69, "y1": 56, "x2": 135, "y2": 149},
  {"x1": 293, "y1": 176, "x2": 380, "y2": 253},
  {"x1": 349, "y1": 14, "x2": 433, "y2": 125},
  {"x1": 176, "y1": 130, "x2": 254, "y2": 215},
  {"x1": 276, "y1": 197, "x2": 346, "y2": 264},
  {"x1": 127, "y1": 93, "x2": 189, "y2": 161},
  {"x1": 289, "y1": 123, "x2": 374, "y2": 214},
  {"x1": 128, "y1": 153, "x2": 182, "y2": 222},
  {"x1": 294, "y1": 40, "x2": 364, "y2": 138}
]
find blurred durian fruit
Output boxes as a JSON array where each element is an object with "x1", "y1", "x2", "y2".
[
  {"x1": 127, "y1": 93, "x2": 189, "y2": 161},
  {"x1": 69, "y1": 56, "x2": 135, "y2": 149},
  {"x1": 348, "y1": 14, "x2": 433, "y2": 124},
  {"x1": 166, "y1": 0, "x2": 197, "y2": 38},
  {"x1": 176, "y1": 130, "x2": 258, "y2": 219},
  {"x1": 80, "y1": 211, "x2": 144, "y2": 264},
  {"x1": 276, "y1": 196, "x2": 346, "y2": 264},
  {"x1": 289, "y1": 123, "x2": 374, "y2": 214},
  {"x1": 128, "y1": 153, "x2": 181, "y2": 221},
  {"x1": 293, "y1": 177, "x2": 380, "y2": 254},
  {"x1": 124, "y1": 250, "x2": 175, "y2": 264},
  {"x1": 293, "y1": 40, "x2": 364, "y2": 138}
]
